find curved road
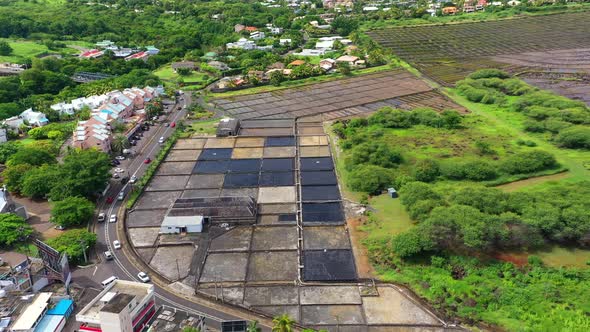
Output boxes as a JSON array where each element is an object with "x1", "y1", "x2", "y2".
[{"x1": 73, "y1": 93, "x2": 270, "y2": 330}]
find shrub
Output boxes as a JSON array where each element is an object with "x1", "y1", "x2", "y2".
[
  {"x1": 516, "y1": 139, "x2": 537, "y2": 147},
  {"x1": 468, "y1": 69, "x2": 510, "y2": 80},
  {"x1": 543, "y1": 118, "x2": 571, "y2": 134},
  {"x1": 522, "y1": 119, "x2": 546, "y2": 133},
  {"x1": 555, "y1": 126, "x2": 590, "y2": 149},
  {"x1": 501, "y1": 150, "x2": 557, "y2": 174},
  {"x1": 413, "y1": 159, "x2": 440, "y2": 182},
  {"x1": 399, "y1": 181, "x2": 441, "y2": 208},
  {"x1": 368, "y1": 107, "x2": 413, "y2": 128},
  {"x1": 348, "y1": 141, "x2": 402, "y2": 168},
  {"x1": 391, "y1": 230, "x2": 434, "y2": 258},
  {"x1": 347, "y1": 165, "x2": 394, "y2": 194},
  {"x1": 462, "y1": 160, "x2": 498, "y2": 181}
]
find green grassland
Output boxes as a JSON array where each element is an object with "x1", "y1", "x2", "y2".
[
  {"x1": 154, "y1": 65, "x2": 212, "y2": 84},
  {"x1": 0, "y1": 39, "x2": 50, "y2": 63}
]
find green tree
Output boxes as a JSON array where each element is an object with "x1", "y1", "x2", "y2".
[
  {"x1": 21, "y1": 165, "x2": 60, "y2": 199},
  {"x1": 51, "y1": 197, "x2": 95, "y2": 228},
  {"x1": 111, "y1": 134, "x2": 130, "y2": 153},
  {"x1": 441, "y1": 110, "x2": 462, "y2": 129},
  {"x1": 348, "y1": 165, "x2": 394, "y2": 194},
  {"x1": 337, "y1": 61, "x2": 352, "y2": 75},
  {"x1": 50, "y1": 148, "x2": 111, "y2": 200},
  {"x1": 0, "y1": 213, "x2": 33, "y2": 247},
  {"x1": 555, "y1": 126, "x2": 590, "y2": 149},
  {"x1": 2, "y1": 163, "x2": 33, "y2": 193},
  {"x1": 272, "y1": 314, "x2": 295, "y2": 332},
  {"x1": 246, "y1": 320, "x2": 261, "y2": 332},
  {"x1": 0, "y1": 41, "x2": 12, "y2": 56},
  {"x1": 176, "y1": 67, "x2": 192, "y2": 76},
  {"x1": 331, "y1": 16, "x2": 359, "y2": 36},
  {"x1": 7, "y1": 147, "x2": 55, "y2": 167},
  {"x1": 270, "y1": 70, "x2": 284, "y2": 87},
  {"x1": 392, "y1": 230, "x2": 434, "y2": 258},
  {"x1": 46, "y1": 229, "x2": 97, "y2": 265},
  {"x1": 182, "y1": 327, "x2": 200, "y2": 332},
  {"x1": 413, "y1": 159, "x2": 440, "y2": 182},
  {"x1": 0, "y1": 141, "x2": 21, "y2": 163}
]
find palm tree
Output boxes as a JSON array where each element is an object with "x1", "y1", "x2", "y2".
[
  {"x1": 272, "y1": 314, "x2": 295, "y2": 332},
  {"x1": 247, "y1": 320, "x2": 261, "y2": 332},
  {"x1": 111, "y1": 134, "x2": 130, "y2": 153}
]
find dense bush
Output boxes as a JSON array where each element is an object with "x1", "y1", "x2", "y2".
[
  {"x1": 500, "y1": 150, "x2": 557, "y2": 174},
  {"x1": 0, "y1": 213, "x2": 33, "y2": 247},
  {"x1": 467, "y1": 69, "x2": 510, "y2": 80},
  {"x1": 347, "y1": 165, "x2": 394, "y2": 194},
  {"x1": 555, "y1": 126, "x2": 590, "y2": 149},
  {"x1": 348, "y1": 141, "x2": 402, "y2": 169},
  {"x1": 413, "y1": 159, "x2": 440, "y2": 182},
  {"x1": 46, "y1": 229, "x2": 97, "y2": 265}
]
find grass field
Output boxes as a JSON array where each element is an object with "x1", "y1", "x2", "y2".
[
  {"x1": 154, "y1": 65, "x2": 211, "y2": 84},
  {"x1": 0, "y1": 39, "x2": 50, "y2": 63}
]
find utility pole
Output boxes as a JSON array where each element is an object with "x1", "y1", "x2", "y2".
[{"x1": 80, "y1": 239, "x2": 87, "y2": 263}]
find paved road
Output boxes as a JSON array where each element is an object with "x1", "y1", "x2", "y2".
[{"x1": 71, "y1": 93, "x2": 261, "y2": 330}]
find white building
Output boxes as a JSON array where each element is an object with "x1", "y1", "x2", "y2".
[
  {"x1": 77, "y1": 280, "x2": 155, "y2": 332},
  {"x1": 160, "y1": 215, "x2": 203, "y2": 234},
  {"x1": 20, "y1": 109, "x2": 48, "y2": 127},
  {"x1": 0, "y1": 128, "x2": 7, "y2": 143},
  {"x1": 250, "y1": 31, "x2": 266, "y2": 40},
  {"x1": 279, "y1": 39, "x2": 292, "y2": 46},
  {"x1": 50, "y1": 102, "x2": 75, "y2": 116},
  {"x1": 294, "y1": 49, "x2": 326, "y2": 56}
]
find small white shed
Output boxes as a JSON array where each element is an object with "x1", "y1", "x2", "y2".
[{"x1": 160, "y1": 215, "x2": 203, "y2": 234}]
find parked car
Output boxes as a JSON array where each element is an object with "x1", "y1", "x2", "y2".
[
  {"x1": 112, "y1": 173, "x2": 120, "y2": 179},
  {"x1": 130, "y1": 140, "x2": 137, "y2": 146},
  {"x1": 109, "y1": 214, "x2": 117, "y2": 223},
  {"x1": 113, "y1": 240, "x2": 121, "y2": 249},
  {"x1": 129, "y1": 175, "x2": 138, "y2": 184},
  {"x1": 137, "y1": 272, "x2": 150, "y2": 283},
  {"x1": 114, "y1": 168, "x2": 124, "y2": 173},
  {"x1": 104, "y1": 251, "x2": 114, "y2": 261},
  {"x1": 117, "y1": 191, "x2": 125, "y2": 201},
  {"x1": 112, "y1": 159, "x2": 120, "y2": 165},
  {"x1": 170, "y1": 122, "x2": 176, "y2": 128},
  {"x1": 54, "y1": 225, "x2": 65, "y2": 231},
  {"x1": 144, "y1": 158, "x2": 151, "y2": 164},
  {"x1": 115, "y1": 155, "x2": 125, "y2": 161},
  {"x1": 98, "y1": 213, "x2": 106, "y2": 222}
]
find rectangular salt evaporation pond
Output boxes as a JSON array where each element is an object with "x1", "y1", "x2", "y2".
[
  {"x1": 301, "y1": 185, "x2": 341, "y2": 201},
  {"x1": 300, "y1": 157, "x2": 334, "y2": 171},
  {"x1": 303, "y1": 249, "x2": 357, "y2": 281},
  {"x1": 302, "y1": 202, "x2": 344, "y2": 223},
  {"x1": 265, "y1": 136, "x2": 295, "y2": 147},
  {"x1": 301, "y1": 171, "x2": 337, "y2": 186},
  {"x1": 259, "y1": 172, "x2": 294, "y2": 187},
  {"x1": 261, "y1": 158, "x2": 294, "y2": 172},
  {"x1": 227, "y1": 159, "x2": 261, "y2": 173},
  {"x1": 223, "y1": 173, "x2": 260, "y2": 188},
  {"x1": 198, "y1": 148, "x2": 233, "y2": 160},
  {"x1": 192, "y1": 160, "x2": 230, "y2": 174}
]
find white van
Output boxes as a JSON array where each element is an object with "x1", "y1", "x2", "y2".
[{"x1": 101, "y1": 276, "x2": 118, "y2": 288}]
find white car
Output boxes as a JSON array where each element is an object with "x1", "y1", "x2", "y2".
[
  {"x1": 137, "y1": 272, "x2": 150, "y2": 283},
  {"x1": 97, "y1": 213, "x2": 106, "y2": 222},
  {"x1": 109, "y1": 214, "x2": 117, "y2": 223},
  {"x1": 129, "y1": 175, "x2": 138, "y2": 184},
  {"x1": 104, "y1": 251, "x2": 113, "y2": 261},
  {"x1": 117, "y1": 191, "x2": 125, "y2": 201},
  {"x1": 158, "y1": 136, "x2": 165, "y2": 144},
  {"x1": 115, "y1": 155, "x2": 126, "y2": 160},
  {"x1": 114, "y1": 168, "x2": 125, "y2": 173},
  {"x1": 113, "y1": 240, "x2": 121, "y2": 249}
]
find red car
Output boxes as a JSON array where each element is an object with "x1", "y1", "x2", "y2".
[
  {"x1": 144, "y1": 158, "x2": 152, "y2": 164},
  {"x1": 106, "y1": 196, "x2": 114, "y2": 204},
  {"x1": 170, "y1": 122, "x2": 176, "y2": 128}
]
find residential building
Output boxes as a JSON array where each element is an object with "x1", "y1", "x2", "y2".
[
  {"x1": 171, "y1": 61, "x2": 197, "y2": 73},
  {"x1": 279, "y1": 38, "x2": 292, "y2": 46},
  {"x1": 207, "y1": 61, "x2": 230, "y2": 71},
  {"x1": 294, "y1": 49, "x2": 325, "y2": 56},
  {"x1": 250, "y1": 31, "x2": 265, "y2": 40},
  {"x1": 244, "y1": 26, "x2": 258, "y2": 32},
  {"x1": 319, "y1": 58, "x2": 336, "y2": 71},
  {"x1": 125, "y1": 52, "x2": 149, "y2": 62},
  {"x1": 9, "y1": 292, "x2": 73, "y2": 332},
  {"x1": 2, "y1": 116, "x2": 24, "y2": 131},
  {"x1": 226, "y1": 38, "x2": 273, "y2": 51},
  {"x1": 145, "y1": 46, "x2": 159, "y2": 55},
  {"x1": 289, "y1": 59, "x2": 306, "y2": 67},
  {"x1": 336, "y1": 55, "x2": 361, "y2": 66},
  {"x1": 73, "y1": 116, "x2": 111, "y2": 152},
  {"x1": 443, "y1": 6, "x2": 458, "y2": 14},
  {"x1": 0, "y1": 128, "x2": 7, "y2": 143},
  {"x1": 234, "y1": 24, "x2": 246, "y2": 33},
  {"x1": 50, "y1": 102, "x2": 75, "y2": 116},
  {"x1": 96, "y1": 40, "x2": 116, "y2": 49},
  {"x1": 80, "y1": 49, "x2": 104, "y2": 59},
  {"x1": 114, "y1": 48, "x2": 134, "y2": 58},
  {"x1": 77, "y1": 280, "x2": 156, "y2": 332},
  {"x1": 20, "y1": 109, "x2": 48, "y2": 127},
  {"x1": 315, "y1": 40, "x2": 334, "y2": 51},
  {"x1": 269, "y1": 27, "x2": 283, "y2": 35}
]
